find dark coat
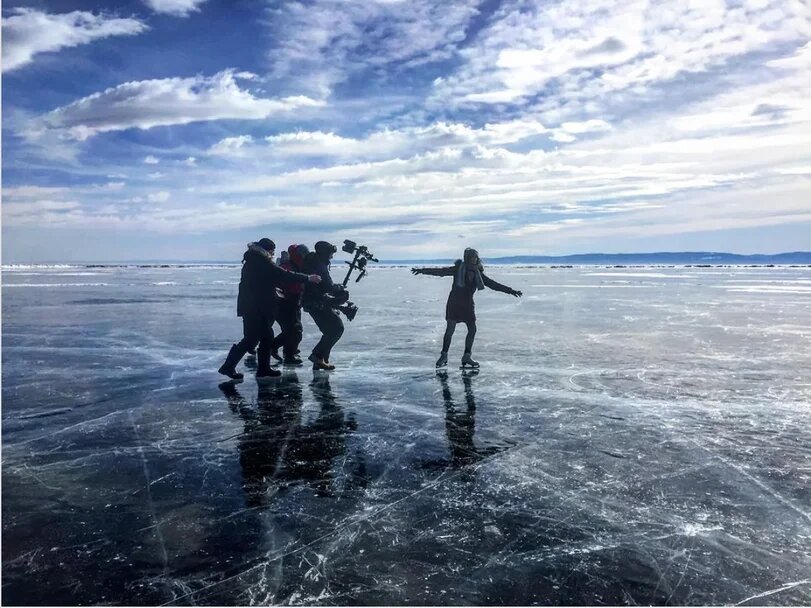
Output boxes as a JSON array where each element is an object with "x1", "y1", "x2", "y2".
[
  {"x1": 417, "y1": 260, "x2": 514, "y2": 322},
  {"x1": 302, "y1": 253, "x2": 344, "y2": 310},
  {"x1": 237, "y1": 246, "x2": 310, "y2": 318}
]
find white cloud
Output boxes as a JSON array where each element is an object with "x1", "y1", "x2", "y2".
[
  {"x1": 2, "y1": 199, "x2": 82, "y2": 224},
  {"x1": 433, "y1": 0, "x2": 810, "y2": 121},
  {"x1": 265, "y1": 0, "x2": 480, "y2": 97},
  {"x1": 182, "y1": 156, "x2": 197, "y2": 166},
  {"x1": 768, "y1": 41, "x2": 811, "y2": 71},
  {"x1": 775, "y1": 165, "x2": 811, "y2": 175},
  {"x1": 550, "y1": 119, "x2": 612, "y2": 142},
  {"x1": 38, "y1": 70, "x2": 324, "y2": 140},
  {"x1": 142, "y1": 0, "x2": 208, "y2": 17},
  {"x1": 147, "y1": 191, "x2": 170, "y2": 202},
  {"x1": 2, "y1": 185, "x2": 68, "y2": 198},
  {"x1": 208, "y1": 135, "x2": 255, "y2": 156},
  {"x1": 95, "y1": 181, "x2": 127, "y2": 191},
  {"x1": 210, "y1": 119, "x2": 548, "y2": 160},
  {"x1": 2, "y1": 8, "x2": 147, "y2": 72},
  {"x1": 551, "y1": 131, "x2": 577, "y2": 143},
  {"x1": 6, "y1": 1, "x2": 811, "y2": 258},
  {"x1": 560, "y1": 120, "x2": 612, "y2": 135},
  {"x1": 143, "y1": 155, "x2": 160, "y2": 164}
]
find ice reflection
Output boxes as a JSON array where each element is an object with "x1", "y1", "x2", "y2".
[
  {"x1": 220, "y1": 374, "x2": 365, "y2": 507},
  {"x1": 417, "y1": 371, "x2": 512, "y2": 482}
]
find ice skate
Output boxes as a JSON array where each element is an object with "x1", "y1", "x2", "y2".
[
  {"x1": 460, "y1": 352, "x2": 480, "y2": 369},
  {"x1": 435, "y1": 351, "x2": 448, "y2": 368}
]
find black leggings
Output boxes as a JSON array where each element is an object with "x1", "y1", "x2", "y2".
[{"x1": 442, "y1": 320, "x2": 476, "y2": 353}]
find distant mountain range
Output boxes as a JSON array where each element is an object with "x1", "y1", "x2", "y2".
[
  {"x1": 384, "y1": 251, "x2": 811, "y2": 265},
  {"x1": 6, "y1": 251, "x2": 810, "y2": 267}
]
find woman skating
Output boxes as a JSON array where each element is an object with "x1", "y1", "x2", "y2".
[{"x1": 412, "y1": 248, "x2": 522, "y2": 368}]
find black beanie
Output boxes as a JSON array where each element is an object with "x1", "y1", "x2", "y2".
[
  {"x1": 256, "y1": 238, "x2": 275, "y2": 252},
  {"x1": 314, "y1": 241, "x2": 337, "y2": 256}
]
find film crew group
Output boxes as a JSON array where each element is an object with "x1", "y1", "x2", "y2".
[
  {"x1": 218, "y1": 239, "x2": 362, "y2": 380},
  {"x1": 218, "y1": 239, "x2": 321, "y2": 381}
]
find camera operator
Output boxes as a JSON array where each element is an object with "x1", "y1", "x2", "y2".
[
  {"x1": 219, "y1": 238, "x2": 321, "y2": 381},
  {"x1": 302, "y1": 241, "x2": 348, "y2": 370}
]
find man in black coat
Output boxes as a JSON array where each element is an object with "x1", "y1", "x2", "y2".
[
  {"x1": 302, "y1": 241, "x2": 347, "y2": 370},
  {"x1": 219, "y1": 238, "x2": 321, "y2": 380}
]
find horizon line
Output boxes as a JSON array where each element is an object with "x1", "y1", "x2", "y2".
[{"x1": 3, "y1": 250, "x2": 810, "y2": 265}]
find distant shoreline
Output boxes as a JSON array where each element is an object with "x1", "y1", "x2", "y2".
[
  {"x1": 4, "y1": 263, "x2": 811, "y2": 270},
  {"x1": 3, "y1": 251, "x2": 811, "y2": 267}
]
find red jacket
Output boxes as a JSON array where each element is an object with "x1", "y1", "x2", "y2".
[{"x1": 280, "y1": 244, "x2": 306, "y2": 298}]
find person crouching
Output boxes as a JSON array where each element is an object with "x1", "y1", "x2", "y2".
[{"x1": 302, "y1": 241, "x2": 347, "y2": 370}]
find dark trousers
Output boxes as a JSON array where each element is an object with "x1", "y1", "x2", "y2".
[
  {"x1": 236, "y1": 314, "x2": 275, "y2": 368},
  {"x1": 271, "y1": 298, "x2": 303, "y2": 358},
  {"x1": 442, "y1": 320, "x2": 476, "y2": 353},
  {"x1": 307, "y1": 307, "x2": 344, "y2": 360}
]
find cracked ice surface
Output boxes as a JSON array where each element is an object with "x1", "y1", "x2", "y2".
[{"x1": 2, "y1": 264, "x2": 810, "y2": 605}]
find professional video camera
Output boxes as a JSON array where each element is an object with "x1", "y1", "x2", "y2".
[
  {"x1": 334, "y1": 240, "x2": 379, "y2": 321},
  {"x1": 330, "y1": 283, "x2": 358, "y2": 322}
]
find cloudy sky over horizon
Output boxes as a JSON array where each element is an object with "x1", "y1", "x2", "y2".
[{"x1": 2, "y1": 0, "x2": 810, "y2": 262}]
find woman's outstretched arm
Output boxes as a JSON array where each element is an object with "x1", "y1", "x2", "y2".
[
  {"x1": 482, "y1": 273, "x2": 522, "y2": 297},
  {"x1": 411, "y1": 266, "x2": 456, "y2": 277}
]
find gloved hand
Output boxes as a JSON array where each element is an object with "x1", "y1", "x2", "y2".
[
  {"x1": 510, "y1": 289, "x2": 522, "y2": 297},
  {"x1": 411, "y1": 268, "x2": 422, "y2": 275},
  {"x1": 332, "y1": 286, "x2": 350, "y2": 304}
]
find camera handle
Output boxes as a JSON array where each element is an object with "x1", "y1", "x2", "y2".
[{"x1": 342, "y1": 249, "x2": 363, "y2": 287}]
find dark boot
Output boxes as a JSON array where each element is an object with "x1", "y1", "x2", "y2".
[
  {"x1": 257, "y1": 341, "x2": 281, "y2": 380},
  {"x1": 256, "y1": 364, "x2": 281, "y2": 380},
  {"x1": 308, "y1": 353, "x2": 334, "y2": 371},
  {"x1": 218, "y1": 344, "x2": 245, "y2": 380},
  {"x1": 283, "y1": 355, "x2": 303, "y2": 366},
  {"x1": 321, "y1": 355, "x2": 336, "y2": 370}
]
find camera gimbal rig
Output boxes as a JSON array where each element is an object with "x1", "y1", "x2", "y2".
[
  {"x1": 341, "y1": 239, "x2": 379, "y2": 286},
  {"x1": 333, "y1": 240, "x2": 378, "y2": 321}
]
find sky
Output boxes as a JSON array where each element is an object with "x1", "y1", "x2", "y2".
[{"x1": 2, "y1": 0, "x2": 810, "y2": 262}]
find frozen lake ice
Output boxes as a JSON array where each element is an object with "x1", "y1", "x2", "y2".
[{"x1": 2, "y1": 264, "x2": 810, "y2": 605}]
